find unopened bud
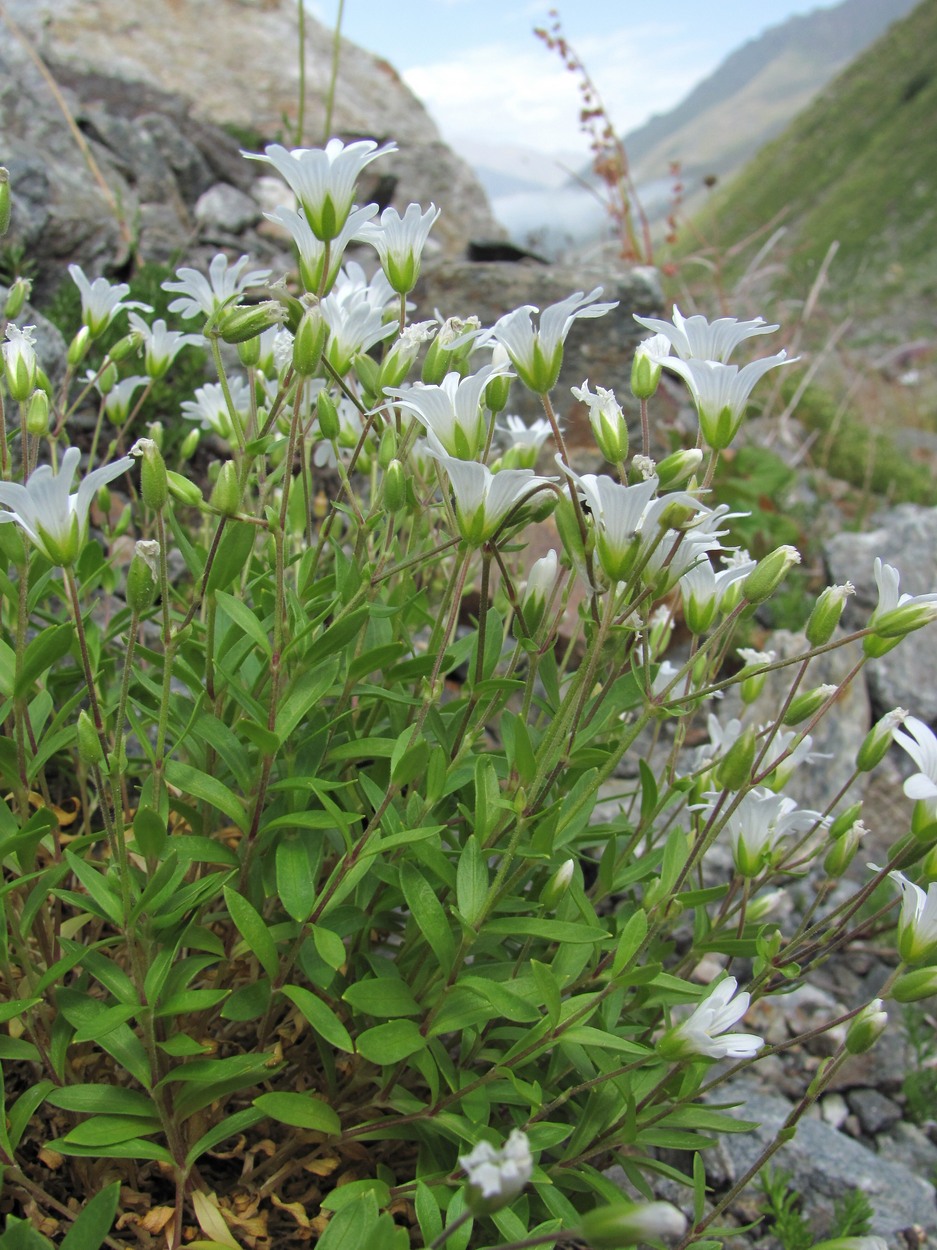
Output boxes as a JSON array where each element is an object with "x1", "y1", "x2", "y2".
[
  {"x1": 167, "y1": 471, "x2": 204, "y2": 507},
  {"x1": 353, "y1": 351, "x2": 380, "y2": 397},
  {"x1": 126, "y1": 540, "x2": 160, "y2": 612},
  {"x1": 217, "y1": 300, "x2": 285, "y2": 346},
  {"x1": 893, "y1": 967, "x2": 937, "y2": 1003},
  {"x1": 579, "y1": 1200, "x2": 687, "y2": 1248},
  {"x1": 25, "y1": 389, "x2": 50, "y2": 436},
  {"x1": 541, "y1": 859, "x2": 574, "y2": 909},
  {"x1": 741, "y1": 545, "x2": 801, "y2": 605},
  {"x1": 67, "y1": 326, "x2": 91, "y2": 367},
  {"x1": 782, "y1": 683, "x2": 837, "y2": 727},
  {"x1": 383, "y1": 459, "x2": 407, "y2": 512},
  {"x1": 845, "y1": 998, "x2": 887, "y2": 1054},
  {"x1": 0, "y1": 166, "x2": 10, "y2": 236},
  {"x1": 292, "y1": 306, "x2": 327, "y2": 376},
  {"x1": 656, "y1": 447, "x2": 703, "y2": 489},
  {"x1": 210, "y1": 460, "x2": 241, "y2": 516},
  {"x1": 107, "y1": 332, "x2": 140, "y2": 364},
  {"x1": 806, "y1": 582, "x2": 855, "y2": 647},
  {"x1": 714, "y1": 725, "x2": 756, "y2": 792},
  {"x1": 98, "y1": 361, "x2": 119, "y2": 395},
  {"x1": 132, "y1": 438, "x2": 168, "y2": 511},
  {"x1": 4, "y1": 276, "x2": 31, "y2": 320},
  {"x1": 77, "y1": 708, "x2": 105, "y2": 768},
  {"x1": 630, "y1": 338, "x2": 667, "y2": 401},
  {"x1": 824, "y1": 821, "x2": 864, "y2": 876},
  {"x1": 316, "y1": 389, "x2": 340, "y2": 441},
  {"x1": 179, "y1": 428, "x2": 200, "y2": 460},
  {"x1": 856, "y1": 709, "x2": 907, "y2": 772},
  {"x1": 485, "y1": 367, "x2": 512, "y2": 415},
  {"x1": 829, "y1": 803, "x2": 863, "y2": 840},
  {"x1": 378, "y1": 425, "x2": 397, "y2": 470}
]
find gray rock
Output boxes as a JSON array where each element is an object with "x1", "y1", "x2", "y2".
[
  {"x1": 716, "y1": 1080, "x2": 936, "y2": 1240},
  {"x1": 846, "y1": 1087, "x2": 903, "y2": 1136},
  {"x1": 825, "y1": 504, "x2": 937, "y2": 721},
  {"x1": 194, "y1": 183, "x2": 261, "y2": 234}
]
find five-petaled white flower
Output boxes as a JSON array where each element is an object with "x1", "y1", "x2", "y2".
[
  {"x1": 427, "y1": 444, "x2": 555, "y2": 545},
  {"x1": 162, "y1": 253, "x2": 272, "y2": 322},
  {"x1": 68, "y1": 264, "x2": 152, "y2": 338},
  {"x1": 180, "y1": 377, "x2": 252, "y2": 442},
  {"x1": 704, "y1": 786, "x2": 823, "y2": 876},
  {"x1": 875, "y1": 866, "x2": 937, "y2": 965},
  {"x1": 0, "y1": 446, "x2": 134, "y2": 566},
  {"x1": 659, "y1": 976, "x2": 764, "y2": 1060},
  {"x1": 654, "y1": 353, "x2": 794, "y2": 451},
  {"x1": 865, "y1": 558, "x2": 937, "y2": 655},
  {"x1": 128, "y1": 313, "x2": 201, "y2": 379},
  {"x1": 244, "y1": 138, "x2": 397, "y2": 241},
  {"x1": 491, "y1": 287, "x2": 618, "y2": 393},
  {"x1": 386, "y1": 365, "x2": 511, "y2": 461},
  {"x1": 459, "y1": 1129, "x2": 533, "y2": 1214},
  {"x1": 893, "y1": 715, "x2": 937, "y2": 817},
  {"x1": 266, "y1": 202, "x2": 377, "y2": 296},
  {"x1": 634, "y1": 305, "x2": 779, "y2": 362},
  {"x1": 357, "y1": 202, "x2": 441, "y2": 294},
  {"x1": 2, "y1": 323, "x2": 38, "y2": 400}
]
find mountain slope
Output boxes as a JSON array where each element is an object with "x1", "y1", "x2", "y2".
[{"x1": 685, "y1": 0, "x2": 937, "y2": 337}]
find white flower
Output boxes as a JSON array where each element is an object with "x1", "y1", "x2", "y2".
[
  {"x1": 162, "y1": 253, "x2": 272, "y2": 321},
  {"x1": 680, "y1": 552, "x2": 756, "y2": 633},
  {"x1": 2, "y1": 323, "x2": 38, "y2": 400},
  {"x1": 357, "y1": 201, "x2": 440, "y2": 293},
  {"x1": 865, "y1": 558, "x2": 937, "y2": 652},
  {"x1": 878, "y1": 867, "x2": 937, "y2": 965},
  {"x1": 657, "y1": 353, "x2": 794, "y2": 450},
  {"x1": 245, "y1": 138, "x2": 397, "y2": 241},
  {"x1": 180, "y1": 377, "x2": 251, "y2": 441},
  {"x1": 660, "y1": 977, "x2": 763, "y2": 1060},
  {"x1": 571, "y1": 379, "x2": 629, "y2": 463},
  {"x1": 266, "y1": 202, "x2": 377, "y2": 295},
  {"x1": 427, "y1": 445, "x2": 555, "y2": 545},
  {"x1": 715, "y1": 786, "x2": 823, "y2": 876},
  {"x1": 893, "y1": 715, "x2": 937, "y2": 813},
  {"x1": 320, "y1": 264, "x2": 398, "y2": 375},
  {"x1": 0, "y1": 446, "x2": 134, "y2": 566},
  {"x1": 68, "y1": 264, "x2": 151, "y2": 337},
  {"x1": 492, "y1": 287, "x2": 618, "y2": 393},
  {"x1": 460, "y1": 1129, "x2": 532, "y2": 1213},
  {"x1": 522, "y1": 549, "x2": 559, "y2": 631},
  {"x1": 386, "y1": 366, "x2": 510, "y2": 460},
  {"x1": 128, "y1": 313, "x2": 201, "y2": 379},
  {"x1": 634, "y1": 305, "x2": 779, "y2": 362},
  {"x1": 100, "y1": 374, "x2": 149, "y2": 425}
]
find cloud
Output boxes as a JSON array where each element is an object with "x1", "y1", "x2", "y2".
[{"x1": 402, "y1": 24, "x2": 717, "y2": 157}]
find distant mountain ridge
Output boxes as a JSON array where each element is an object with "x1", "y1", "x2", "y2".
[{"x1": 618, "y1": 0, "x2": 919, "y2": 220}]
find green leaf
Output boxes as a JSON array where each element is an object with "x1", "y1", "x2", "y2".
[
  {"x1": 276, "y1": 833, "x2": 320, "y2": 923},
  {"x1": 16, "y1": 624, "x2": 74, "y2": 697},
  {"x1": 53, "y1": 1138, "x2": 173, "y2": 1163},
  {"x1": 254, "y1": 1091, "x2": 340, "y2": 1135},
  {"x1": 214, "y1": 589, "x2": 272, "y2": 660},
  {"x1": 274, "y1": 661, "x2": 339, "y2": 742},
  {"x1": 63, "y1": 851, "x2": 123, "y2": 925},
  {"x1": 223, "y1": 886, "x2": 279, "y2": 980},
  {"x1": 59, "y1": 1115, "x2": 161, "y2": 1148},
  {"x1": 530, "y1": 959, "x2": 561, "y2": 1028},
  {"x1": 456, "y1": 835, "x2": 487, "y2": 927},
  {"x1": 45, "y1": 1084, "x2": 159, "y2": 1118},
  {"x1": 321, "y1": 1179, "x2": 390, "y2": 1212},
  {"x1": 399, "y1": 863, "x2": 455, "y2": 974},
  {"x1": 159, "y1": 1053, "x2": 274, "y2": 1084},
  {"x1": 342, "y1": 978, "x2": 420, "y2": 1018},
  {"x1": 206, "y1": 521, "x2": 255, "y2": 594},
  {"x1": 184, "y1": 1107, "x2": 265, "y2": 1168},
  {"x1": 356, "y1": 1020, "x2": 426, "y2": 1064},
  {"x1": 473, "y1": 756, "x2": 500, "y2": 842},
  {"x1": 612, "y1": 909, "x2": 648, "y2": 976},
  {"x1": 0, "y1": 1216, "x2": 54, "y2": 1250},
  {"x1": 282, "y1": 985, "x2": 354, "y2": 1053},
  {"x1": 165, "y1": 760, "x2": 245, "y2": 829},
  {"x1": 483, "y1": 917, "x2": 609, "y2": 943},
  {"x1": 310, "y1": 923, "x2": 346, "y2": 972}
]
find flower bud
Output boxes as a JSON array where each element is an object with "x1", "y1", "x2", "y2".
[
  {"x1": 737, "y1": 648, "x2": 774, "y2": 704},
  {"x1": 67, "y1": 326, "x2": 91, "y2": 368},
  {"x1": 97, "y1": 361, "x2": 119, "y2": 395},
  {"x1": 25, "y1": 389, "x2": 50, "y2": 437},
  {"x1": 741, "y1": 545, "x2": 801, "y2": 605},
  {"x1": 824, "y1": 821, "x2": 864, "y2": 876},
  {"x1": 782, "y1": 683, "x2": 837, "y2": 727},
  {"x1": 77, "y1": 708, "x2": 105, "y2": 768},
  {"x1": 107, "y1": 332, "x2": 140, "y2": 364},
  {"x1": 378, "y1": 425, "x2": 397, "y2": 470},
  {"x1": 316, "y1": 389, "x2": 340, "y2": 441},
  {"x1": 541, "y1": 858, "x2": 574, "y2": 909},
  {"x1": 167, "y1": 471, "x2": 204, "y2": 507},
  {"x1": 829, "y1": 803, "x2": 863, "y2": 840},
  {"x1": 856, "y1": 708, "x2": 907, "y2": 772},
  {"x1": 217, "y1": 300, "x2": 286, "y2": 346},
  {"x1": 126, "y1": 540, "x2": 160, "y2": 612},
  {"x1": 892, "y1": 967, "x2": 937, "y2": 1003},
  {"x1": 237, "y1": 333, "x2": 261, "y2": 368},
  {"x1": 383, "y1": 459, "x2": 407, "y2": 512},
  {"x1": 179, "y1": 428, "x2": 200, "y2": 460},
  {"x1": 656, "y1": 447, "x2": 703, "y2": 489},
  {"x1": 132, "y1": 438, "x2": 168, "y2": 511},
  {"x1": 112, "y1": 503, "x2": 132, "y2": 538},
  {"x1": 3, "y1": 324, "x2": 37, "y2": 401},
  {"x1": 292, "y1": 306, "x2": 328, "y2": 376},
  {"x1": 146, "y1": 421, "x2": 164, "y2": 451},
  {"x1": 485, "y1": 352, "x2": 512, "y2": 413},
  {"x1": 747, "y1": 889, "x2": 787, "y2": 922},
  {"x1": 630, "y1": 336, "x2": 669, "y2": 401},
  {"x1": 4, "y1": 276, "x2": 31, "y2": 320},
  {"x1": 0, "y1": 166, "x2": 10, "y2": 236},
  {"x1": 714, "y1": 725, "x2": 756, "y2": 792},
  {"x1": 353, "y1": 351, "x2": 380, "y2": 398},
  {"x1": 806, "y1": 582, "x2": 855, "y2": 647},
  {"x1": 520, "y1": 550, "x2": 559, "y2": 636},
  {"x1": 845, "y1": 998, "x2": 887, "y2": 1054},
  {"x1": 210, "y1": 460, "x2": 241, "y2": 516},
  {"x1": 579, "y1": 1200, "x2": 687, "y2": 1248}
]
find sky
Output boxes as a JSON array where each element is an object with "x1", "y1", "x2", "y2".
[{"x1": 309, "y1": 0, "x2": 848, "y2": 161}]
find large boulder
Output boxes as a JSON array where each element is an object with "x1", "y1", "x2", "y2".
[{"x1": 0, "y1": 0, "x2": 503, "y2": 289}]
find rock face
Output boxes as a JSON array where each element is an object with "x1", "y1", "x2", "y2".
[{"x1": 0, "y1": 0, "x2": 502, "y2": 289}]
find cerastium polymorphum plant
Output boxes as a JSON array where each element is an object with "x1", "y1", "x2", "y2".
[{"x1": 0, "y1": 145, "x2": 934, "y2": 1250}]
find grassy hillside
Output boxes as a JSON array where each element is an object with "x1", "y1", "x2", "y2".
[{"x1": 683, "y1": 0, "x2": 937, "y2": 341}]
